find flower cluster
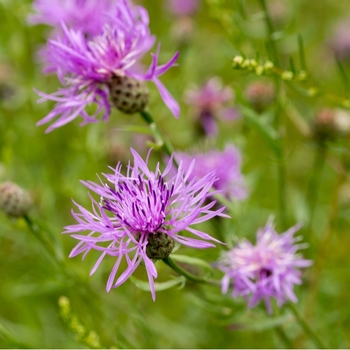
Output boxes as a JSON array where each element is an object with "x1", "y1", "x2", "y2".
[
  {"x1": 185, "y1": 77, "x2": 239, "y2": 137},
  {"x1": 215, "y1": 219, "x2": 312, "y2": 312},
  {"x1": 176, "y1": 144, "x2": 247, "y2": 201},
  {"x1": 65, "y1": 149, "x2": 227, "y2": 300},
  {"x1": 29, "y1": 0, "x2": 115, "y2": 36},
  {"x1": 35, "y1": 0, "x2": 180, "y2": 132}
]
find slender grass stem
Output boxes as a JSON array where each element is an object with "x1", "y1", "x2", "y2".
[
  {"x1": 139, "y1": 110, "x2": 178, "y2": 167},
  {"x1": 274, "y1": 325, "x2": 293, "y2": 349},
  {"x1": 162, "y1": 256, "x2": 221, "y2": 286},
  {"x1": 306, "y1": 145, "x2": 326, "y2": 234},
  {"x1": 287, "y1": 303, "x2": 326, "y2": 349},
  {"x1": 258, "y1": 0, "x2": 279, "y2": 65}
]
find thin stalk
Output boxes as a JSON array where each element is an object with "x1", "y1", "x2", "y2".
[
  {"x1": 162, "y1": 256, "x2": 221, "y2": 286},
  {"x1": 306, "y1": 145, "x2": 326, "y2": 234},
  {"x1": 274, "y1": 326, "x2": 293, "y2": 349},
  {"x1": 258, "y1": 0, "x2": 279, "y2": 65},
  {"x1": 305, "y1": 171, "x2": 345, "y2": 317},
  {"x1": 139, "y1": 110, "x2": 178, "y2": 167},
  {"x1": 287, "y1": 303, "x2": 326, "y2": 349},
  {"x1": 276, "y1": 144, "x2": 287, "y2": 230}
]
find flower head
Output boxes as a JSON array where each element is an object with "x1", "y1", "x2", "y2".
[
  {"x1": 329, "y1": 20, "x2": 350, "y2": 61},
  {"x1": 64, "y1": 149, "x2": 227, "y2": 300},
  {"x1": 176, "y1": 144, "x2": 247, "y2": 201},
  {"x1": 165, "y1": 0, "x2": 200, "y2": 17},
  {"x1": 215, "y1": 219, "x2": 312, "y2": 313},
  {"x1": 29, "y1": 0, "x2": 115, "y2": 36},
  {"x1": 36, "y1": 0, "x2": 180, "y2": 132},
  {"x1": 185, "y1": 77, "x2": 239, "y2": 137}
]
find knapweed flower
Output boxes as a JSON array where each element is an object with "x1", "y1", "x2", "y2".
[
  {"x1": 165, "y1": 0, "x2": 200, "y2": 17},
  {"x1": 215, "y1": 219, "x2": 312, "y2": 313},
  {"x1": 329, "y1": 20, "x2": 350, "y2": 61},
  {"x1": 29, "y1": 0, "x2": 115, "y2": 37},
  {"x1": 36, "y1": 0, "x2": 180, "y2": 133},
  {"x1": 64, "y1": 149, "x2": 227, "y2": 300},
  {"x1": 176, "y1": 144, "x2": 247, "y2": 201},
  {"x1": 185, "y1": 77, "x2": 239, "y2": 137}
]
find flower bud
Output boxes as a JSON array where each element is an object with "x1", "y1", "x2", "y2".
[
  {"x1": 0, "y1": 182, "x2": 32, "y2": 218},
  {"x1": 312, "y1": 108, "x2": 350, "y2": 142},
  {"x1": 146, "y1": 232, "x2": 175, "y2": 260},
  {"x1": 244, "y1": 81, "x2": 276, "y2": 113},
  {"x1": 108, "y1": 75, "x2": 149, "y2": 114}
]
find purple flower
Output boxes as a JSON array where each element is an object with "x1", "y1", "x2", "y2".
[
  {"x1": 176, "y1": 145, "x2": 247, "y2": 201},
  {"x1": 36, "y1": 0, "x2": 180, "y2": 133},
  {"x1": 329, "y1": 20, "x2": 350, "y2": 61},
  {"x1": 29, "y1": 0, "x2": 115, "y2": 36},
  {"x1": 215, "y1": 219, "x2": 312, "y2": 313},
  {"x1": 64, "y1": 149, "x2": 227, "y2": 300},
  {"x1": 165, "y1": 0, "x2": 200, "y2": 16},
  {"x1": 185, "y1": 77, "x2": 239, "y2": 137}
]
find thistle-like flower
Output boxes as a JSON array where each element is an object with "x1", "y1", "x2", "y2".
[
  {"x1": 176, "y1": 144, "x2": 247, "y2": 201},
  {"x1": 165, "y1": 0, "x2": 200, "y2": 17},
  {"x1": 64, "y1": 149, "x2": 227, "y2": 300},
  {"x1": 35, "y1": 0, "x2": 180, "y2": 132},
  {"x1": 185, "y1": 77, "x2": 239, "y2": 137},
  {"x1": 215, "y1": 219, "x2": 312, "y2": 313},
  {"x1": 29, "y1": 0, "x2": 115, "y2": 36}
]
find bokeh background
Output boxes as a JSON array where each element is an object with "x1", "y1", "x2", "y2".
[{"x1": 1, "y1": 0, "x2": 350, "y2": 348}]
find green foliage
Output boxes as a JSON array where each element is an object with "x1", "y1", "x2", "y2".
[{"x1": 1, "y1": 0, "x2": 350, "y2": 348}]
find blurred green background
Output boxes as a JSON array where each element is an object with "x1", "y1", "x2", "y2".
[{"x1": 1, "y1": 0, "x2": 350, "y2": 348}]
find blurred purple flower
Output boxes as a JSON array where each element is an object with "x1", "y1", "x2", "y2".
[
  {"x1": 329, "y1": 20, "x2": 350, "y2": 61},
  {"x1": 176, "y1": 145, "x2": 247, "y2": 201},
  {"x1": 64, "y1": 148, "x2": 227, "y2": 300},
  {"x1": 185, "y1": 77, "x2": 239, "y2": 137},
  {"x1": 29, "y1": 0, "x2": 114, "y2": 36},
  {"x1": 215, "y1": 219, "x2": 312, "y2": 313},
  {"x1": 166, "y1": 0, "x2": 200, "y2": 16},
  {"x1": 35, "y1": 0, "x2": 180, "y2": 133}
]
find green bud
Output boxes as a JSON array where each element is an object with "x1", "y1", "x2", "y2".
[
  {"x1": 146, "y1": 232, "x2": 175, "y2": 260},
  {"x1": 0, "y1": 182, "x2": 31, "y2": 218}
]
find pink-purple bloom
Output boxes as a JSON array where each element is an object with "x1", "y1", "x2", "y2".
[
  {"x1": 165, "y1": 0, "x2": 200, "y2": 16},
  {"x1": 35, "y1": 0, "x2": 180, "y2": 133},
  {"x1": 329, "y1": 20, "x2": 350, "y2": 61},
  {"x1": 64, "y1": 149, "x2": 227, "y2": 300},
  {"x1": 176, "y1": 145, "x2": 247, "y2": 201},
  {"x1": 185, "y1": 77, "x2": 239, "y2": 137},
  {"x1": 215, "y1": 219, "x2": 312, "y2": 313},
  {"x1": 29, "y1": 0, "x2": 115, "y2": 36}
]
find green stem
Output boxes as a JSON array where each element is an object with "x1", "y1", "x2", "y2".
[
  {"x1": 258, "y1": 0, "x2": 279, "y2": 65},
  {"x1": 162, "y1": 256, "x2": 221, "y2": 286},
  {"x1": 287, "y1": 303, "x2": 326, "y2": 349},
  {"x1": 276, "y1": 144, "x2": 287, "y2": 230},
  {"x1": 274, "y1": 326, "x2": 293, "y2": 349},
  {"x1": 23, "y1": 214, "x2": 61, "y2": 262},
  {"x1": 139, "y1": 110, "x2": 178, "y2": 167},
  {"x1": 306, "y1": 145, "x2": 326, "y2": 234}
]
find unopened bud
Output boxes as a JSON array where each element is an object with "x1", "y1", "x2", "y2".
[
  {"x1": 0, "y1": 182, "x2": 31, "y2": 218},
  {"x1": 146, "y1": 232, "x2": 175, "y2": 260},
  {"x1": 108, "y1": 75, "x2": 149, "y2": 114},
  {"x1": 244, "y1": 81, "x2": 276, "y2": 113},
  {"x1": 312, "y1": 108, "x2": 337, "y2": 142}
]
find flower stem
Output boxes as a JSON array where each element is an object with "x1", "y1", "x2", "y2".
[
  {"x1": 162, "y1": 256, "x2": 221, "y2": 286},
  {"x1": 306, "y1": 145, "x2": 326, "y2": 235},
  {"x1": 139, "y1": 110, "x2": 178, "y2": 167},
  {"x1": 287, "y1": 302, "x2": 326, "y2": 349},
  {"x1": 258, "y1": 0, "x2": 279, "y2": 65},
  {"x1": 274, "y1": 326, "x2": 293, "y2": 349}
]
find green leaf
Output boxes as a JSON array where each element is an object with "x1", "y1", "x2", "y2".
[
  {"x1": 238, "y1": 314, "x2": 292, "y2": 331},
  {"x1": 170, "y1": 254, "x2": 213, "y2": 270},
  {"x1": 241, "y1": 106, "x2": 280, "y2": 155},
  {"x1": 130, "y1": 275, "x2": 186, "y2": 292}
]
